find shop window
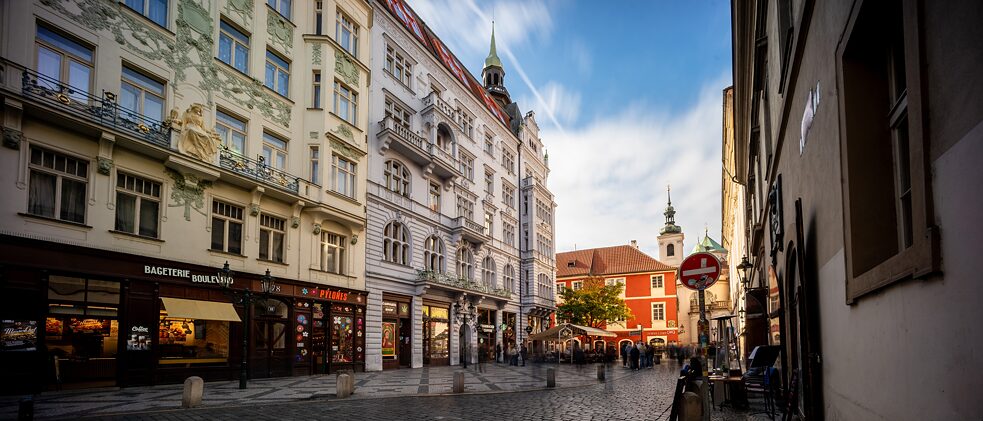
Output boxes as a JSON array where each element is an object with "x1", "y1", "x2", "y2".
[
  {"x1": 331, "y1": 313, "x2": 353, "y2": 363},
  {"x1": 259, "y1": 213, "x2": 286, "y2": 263},
  {"x1": 158, "y1": 310, "x2": 230, "y2": 364},
  {"x1": 45, "y1": 276, "x2": 120, "y2": 374}
]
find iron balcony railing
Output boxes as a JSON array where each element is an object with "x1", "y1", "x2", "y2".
[
  {"x1": 416, "y1": 270, "x2": 512, "y2": 299},
  {"x1": 219, "y1": 146, "x2": 300, "y2": 193},
  {"x1": 21, "y1": 68, "x2": 170, "y2": 148}
]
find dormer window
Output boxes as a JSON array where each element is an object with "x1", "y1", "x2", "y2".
[{"x1": 567, "y1": 261, "x2": 575, "y2": 268}]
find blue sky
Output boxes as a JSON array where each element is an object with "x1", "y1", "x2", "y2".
[{"x1": 412, "y1": 0, "x2": 733, "y2": 260}]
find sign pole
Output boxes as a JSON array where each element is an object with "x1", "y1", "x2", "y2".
[{"x1": 677, "y1": 252, "x2": 721, "y2": 421}]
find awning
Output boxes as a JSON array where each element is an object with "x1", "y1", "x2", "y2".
[
  {"x1": 527, "y1": 323, "x2": 617, "y2": 341},
  {"x1": 160, "y1": 297, "x2": 241, "y2": 322}
]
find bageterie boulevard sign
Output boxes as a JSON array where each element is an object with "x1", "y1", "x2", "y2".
[{"x1": 144, "y1": 265, "x2": 234, "y2": 285}]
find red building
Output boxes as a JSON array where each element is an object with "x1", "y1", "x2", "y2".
[{"x1": 555, "y1": 243, "x2": 679, "y2": 352}]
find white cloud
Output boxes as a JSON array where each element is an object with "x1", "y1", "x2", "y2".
[
  {"x1": 545, "y1": 76, "x2": 729, "y2": 261},
  {"x1": 520, "y1": 81, "x2": 581, "y2": 125},
  {"x1": 410, "y1": 0, "x2": 553, "y2": 54}
]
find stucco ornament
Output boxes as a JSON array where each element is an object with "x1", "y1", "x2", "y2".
[
  {"x1": 97, "y1": 157, "x2": 114, "y2": 175},
  {"x1": 224, "y1": 0, "x2": 253, "y2": 27},
  {"x1": 165, "y1": 168, "x2": 212, "y2": 221},
  {"x1": 177, "y1": 104, "x2": 220, "y2": 162},
  {"x1": 330, "y1": 124, "x2": 354, "y2": 141},
  {"x1": 312, "y1": 44, "x2": 322, "y2": 65},
  {"x1": 335, "y1": 50, "x2": 358, "y2": 86},
  {"x1": 312, "y1": 223, "x2": 322, "y2": 235},
  {"x1": 267, "y1": 11, "x2": 293, "y2": 55},
  {"x1": 2, "y1": 127, "x2": 23, "y2": 149}
]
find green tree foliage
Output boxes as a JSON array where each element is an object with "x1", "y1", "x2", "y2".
[{"x1": 556, "y1": 277, "x2": 633, "y2": 328}]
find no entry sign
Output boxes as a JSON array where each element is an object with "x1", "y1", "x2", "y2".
[{"x1": 678, "y1": 252, "x2": 721, "y2": 291}]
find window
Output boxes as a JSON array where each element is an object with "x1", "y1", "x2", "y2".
[
  {"x1": 651, "y1": 303, "x2": 665, "y2": 321},
  {"x1": 839, "y1": 0, "x2": 934, "y2": 301},
  {"x1": 482, "y1": 256, "x2": 496, "y2": 288},
  {"x1": 503, "y1": 222, "x2": 515, "y2": 247},
  {"x1": 383, "y1": 221, "x2": 408, "y2": 265},
  {"x1": 267, "y1": 0, "x2": 291, "y2": 19},
  {"x1": 211, "y1": 200, "x2": 244, "y2": 254},
  {"x1": 459, "y1": 153, "x2": 474, "y2": 180},
  {"x1": 666, "y1": 243, "x2": 675, "y2": 257},
  {"x1": 321, "y1": 231, "x2": 346, "y2": 274},
  {"x1": 27, "y1": 146, "x2": 88, "y2": 223},
  {"x1": 651, "y1": 274, "x2": 664, "y2": 289},
  {"x1": 461, "y1": 114, "x2": 474, "y2": 138},
  {"x1": 312, "y1": 71, "x2": 322, "y2": 108},
  {"x1": 503, "y1": 265, "x2": 514, "y2": 292},
  {"x1": 309, "y1": 146, "x2": 320, "y2": 185},
  {"x1": 424, "y1": 235, "x2": 444, "y2": 273},
  {"x1": 336, "y1": 10, "x2": 358, "y2": 56},
  {"x1": 606, "y1": 278, "x2": 625, "y2": 287},
  {"x1": 314, "y1": 1, "x2": 323, "y2": 34},
  {"x1": 556, "y1": 282, "x2": 565, "y2": 292},
  {"x1": 115, "y1": 172, "x2": 161, "y2": 238},
  {"x1": 333, "y1": 80, "x2": 357, "y2": 124},
  {"x1": 262, "y1": 132, "x2": 288, "y2": 170},
  {"x1": 536, "y1": 199, "x2": 552, "y2": 224},
  {"x1": 36, "y1": 24, "x2": 93, "y2": 101},
  {"x1": 503, "y1": 183, "x2": 515, "y2": 209},
  {"x1": 265, "y1": 50, "x2": 290, "y2": 97},
  {"x1": 124, "y1": 0, "x2": 168, "y2": 27},
  {"x1": 572, "y1": 281, "x2": 583, "y2": 291},
  {"x1": 503, "y1": 149, "x2": 515, "y2": 174},
  {"x1": 120, "y1": 66, "x2": 165, "y2": 122},
  {"x1": 484, "y1": 171, "x2": 494, "y2": 194},
  {"x1": 456, "y1": 195, "x2": 474, "y2": 220},
  {"x1": 483, "y1": 211, "x2": 493, "y2": 236},
  {"x1": 218, "y1": 21, "x2": 249, "y2": 74},
  {"x1": 331, "y1": 154, "x2": 356, "y2": 198},
  {"x1": 259, "y1": 214, "x2": 286, "y2": 263},
  {"x1": 384, "y1": 45, "x2": 412, "y2": 87},
  {"x1": 456, "y1": 247, "x2": 473, "y2": 281},
  {"x1": 484, "y1": 134, "x2": 495, "y2": 156},
  {"x1": 428, "y1": 182, "x2": 441, "y2": 213},
  {"x1": 214, "y1": 110, "x2": 247, "y2": 154},
  {"x1": 384, "y1": 98, "x2": 411, "y2": 129},
  {"x1": 384, "y1": 160, "x2": 410, "y2": 196}
]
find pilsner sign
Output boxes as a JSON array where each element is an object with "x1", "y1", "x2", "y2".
[{"x1": 678, "y1": 252, "x2": 722, "y2": 291}]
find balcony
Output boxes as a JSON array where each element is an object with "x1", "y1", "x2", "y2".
[
  {"x1": 421, "y1": 92, "x2": 458, "y2": 127},
  {"x1": 377, "y1": 116, "x2": 460, "y2": 180},
  {"x1": 690, "y1": 301, "x2": 732, "y2": 313},
  {"x1": 451, "y1": 216, "x2": 488, "y2": 244},
  {"x1": 21, "y1": 68, "x2": 170, "y2": 148},
  {"x1": 417, "y1": 270, "x2": 512, "y2": 300},
  {"x1": 218, "y1": 147, "x2": 300, "y2": 194}
]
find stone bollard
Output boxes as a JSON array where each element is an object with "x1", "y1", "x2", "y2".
[
  {"x1": 546, "y1": 368, "x2": 556, "y2": 388},
  {"x1": 336, "y1": 373, "x2": 352, "y2": 398},
  {"x1": 596, "y1": 365, "x2": 605, "y2": 381},
  {"x1": 681, "y1": 391, "x2": 703, "y2": 421},
  {"x1": 453, "y1": 371, "x2": 465, "y2": 393},
  {"x1": 336, "y1": 369, "x2": 355, "y2": 394},
  {"x1": 181, "y1": 376, "x2": 204, "y2": 408}
]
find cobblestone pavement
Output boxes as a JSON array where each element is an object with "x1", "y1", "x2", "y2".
[{"x1": 1, "y1": 362, "x2": 777, "y2": 420}]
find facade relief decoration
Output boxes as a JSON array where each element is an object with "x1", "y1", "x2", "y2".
[
  {"x1": 330, "y1": 124, "x2": 354, "y2": 141},
  {"x1": 165, "y1": 168, "x2": 212, "y2": 221},
  {"x1": 312, "y1": 44, "x2": 322, "y2": 65},
  {"x1": 223, "y1": 0, "x2": 253, "y2": 27},
  {"x1": 2, "y1": 127, "x2": 23, "y2": 149},
  {"x1": 97, "y1": 157, "x2": 114, "y2": 175},
  {"x1": 329, "y1": 138, "x2": 362, "y2": 161},
  {"x1": 267, "y1": 10, "x2": 293, "y2": 55},
  {"x1": 313, "y1": 223, "x2": 322, "y2": 235},
  {"x1": 40, "y1": 0, "x2": 291, "y2": 128},
  {"x1": 291, "y1": 216, "x2": 301, "y2": 228},
  {"x1": 177, "y1": 104, "x2": 220, "y2": 162},
  {"x1": 334, "y1": 50, "x2": 359, "y2": 86}
]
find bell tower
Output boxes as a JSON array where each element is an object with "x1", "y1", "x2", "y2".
[
  {"x1": 481, "y1": 22, "x2": 511, "y2": 109},
  {"x1": 657, "y1": 185, "x2": 685, "y2": 267}
]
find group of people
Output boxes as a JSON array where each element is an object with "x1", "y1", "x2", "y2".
[
  {"x1": 668, "y1": 342, "x2": 698, "y2": 365},
  {"x1": 496, "y1": 343, "x2": 529, "y2": 366},
  {"x1": 621, "y1": 341, "x2": 660, "y2": 370}
]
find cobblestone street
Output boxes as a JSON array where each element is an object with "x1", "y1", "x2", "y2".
[{"x1": 12, "y1": 362, "x2": 772, "y2": 421}]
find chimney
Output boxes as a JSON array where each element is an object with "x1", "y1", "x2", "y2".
[{"x1": 630, "y1": 240, "x2": 638, "y2": 249}]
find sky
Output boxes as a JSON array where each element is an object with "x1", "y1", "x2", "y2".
[{"x1": 411, "y1": 0, "x2": 733, "y2": 261}]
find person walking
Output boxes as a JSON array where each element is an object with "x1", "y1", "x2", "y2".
[
  {"x1": 573, "y1": 344, "x2": 586, "y2": 372},
  {"x1": 645, "y1": 343, "x2": 655, "y2": 369},
  {"x1": 495, "y1": 343, "x2": 502, "y2": 364},
  {"x1": 621, "y1": 342, "x2": 629, "y2": 368},
  {"x1": 520, "y1": 344, "x2": 528, "y2": 367},
  {"x1": 629, "y1": 343, "x2": 640, "y2": 370}
]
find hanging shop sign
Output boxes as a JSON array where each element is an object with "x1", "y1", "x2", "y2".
[{"x1": 296, "y1": 286, "x2": 362, "y2": 304}]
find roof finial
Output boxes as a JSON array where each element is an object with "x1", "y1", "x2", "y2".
[
  {"x1": 667, "y1": 184, "x2": 672, "y2": 206},
  {"x1": 484, "y1": 21, "x2": 503, "y2": 70}
]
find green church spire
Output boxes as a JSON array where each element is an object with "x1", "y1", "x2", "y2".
[{"x1": 484, "y1": 22, "x2": 503, "y2": 70}]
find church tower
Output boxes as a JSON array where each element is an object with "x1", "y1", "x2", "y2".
[
  {"x1": 482, "y1": 22, "x2": 511, "y2": 109},
  {"x1": 657, "y1": 185, "x2": 685, "y2": 267}
]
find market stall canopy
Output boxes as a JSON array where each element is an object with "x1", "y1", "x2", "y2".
[
  {"x1": 528, "y1": 323, "x2": 616, "y2": 341},
  {"x1": 160, "y1": 297, "x2": 241, "y2": 322}
]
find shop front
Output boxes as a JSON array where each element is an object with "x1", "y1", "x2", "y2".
[
  {"x1": 380, "y1": 294, "x2": 412, "y2": 370},
  {"x1": 421, "y1": 302, "x2": 450, "y2": 366}
]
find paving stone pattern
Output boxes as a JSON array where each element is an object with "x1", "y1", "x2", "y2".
[{"x1": 0, "y1": 362, "x2": 775, "y2": 420}]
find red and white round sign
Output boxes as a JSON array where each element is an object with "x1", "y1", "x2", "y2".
[{"x1": 678, "y1": 252, "x2": 722, "y2": 291}]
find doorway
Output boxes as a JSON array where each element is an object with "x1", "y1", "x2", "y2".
[{"x1": 251, "y1": 298, "x2": 290, "y2": 379}]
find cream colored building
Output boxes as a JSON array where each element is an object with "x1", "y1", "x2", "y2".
[{"x1": 0, "y1": 0, "x2": 373, "y2": 392}]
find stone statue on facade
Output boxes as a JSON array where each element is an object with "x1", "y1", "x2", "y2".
[{"x1": 177, "y1": 104, "x2": 220, "y2": 162}]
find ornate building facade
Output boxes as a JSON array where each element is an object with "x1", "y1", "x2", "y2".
[
  {"x1": 364, "y1": 0, "x2": 555, "y2": 371},
  {"x1": 0, "y1": 0, "x2": 372, "y2": 392}
]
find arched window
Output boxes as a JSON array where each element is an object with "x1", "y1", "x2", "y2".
[
  {"x1": 456, "y1": 247, "x2": 473, "y2": 281},
  {"x1": 384, "y1": 160, "x2": 410, "y2": 196},
  {"x1": 482, "y1": 256, "x2": 496, "y2": 288},
  {"x1": 503, "y1": 264, "x2": 514, "y2": 293},
  {"x1": 424, "y1": 235, "x2": 444, "y2": 273},
  {"x1": 436, "y1": 123, "x2": 453, "y2": 150},
  {"x1": 667, "y1": 243, "x2": 675, "y2": 257},
  {"x1": 383, "y1": 221, "x2": 409, "y2": 265}
]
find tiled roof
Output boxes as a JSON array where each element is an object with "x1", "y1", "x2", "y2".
[
  {"x1": 556, "y1": 245, "x2": 674, "y2": 278},
  {"x1": 692, "y1": 234, "x2": 727, "y2": 254}
]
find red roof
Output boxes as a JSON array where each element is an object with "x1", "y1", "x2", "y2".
[{"x1": 556, "y1": 245, "x2": 674, "y2": 278}]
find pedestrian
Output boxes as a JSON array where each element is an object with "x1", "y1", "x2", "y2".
[
  {"x1": 573, "y1": 344, "x2": 586, "y2": 371},
  {"x1": 520, "y1": 344, "x2": 528, "y2": 367},
  {"x1": 646, "y1": 343, "x2": 655, "y2": 369},
  {"x1": 495, "y1": 343, "x2": 502, "y2": 364},
  {"x1": 629, "y1": 344, "x2": 640, "y2": 370},
  {"x1": 605, "y1": 344, "x2": 617, "y2": 365},
  {"x1": 621, "y1": 342, "x2": 629, "y2": 367}
]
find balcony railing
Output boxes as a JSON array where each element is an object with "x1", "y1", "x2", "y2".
[
  {"x1": 21, "y1": 68, "x2": 170, "y2": 148},
  {"x1": 422, "y1": 92, "x2": 458, "y2": 123},
  {"x1": 417, "y1": 270, "x2": 512, "y2": 299},
  {"x1": 690, "y1": 300, "x2": 731, "y2": 313},
  {"x1": 380, "y1": 116, "x2": 427, "y2": 150},
  {"x1": 219, "y1": 146, "x2": 300, "y2": 193}
]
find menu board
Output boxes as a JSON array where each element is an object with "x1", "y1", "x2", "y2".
[
  {"x1": 71, "y1": 318, "x2": 111, "y2": 335},
  {"x1": 1, "y1": 320, "x2": 37, "y2": 352}
]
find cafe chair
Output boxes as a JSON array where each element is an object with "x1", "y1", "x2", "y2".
[{"x1": 743, "y1": 366, "x2": 777, "y2": 419}]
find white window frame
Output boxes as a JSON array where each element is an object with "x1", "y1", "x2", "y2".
[
  {"x1": 424, "y1": 235, "x2": 444, "y2": 273},
  {"x1": 331, "y1": 154, "x2": 356, "y2": 198},
  {"x1": 336, "y1": 10, "x2": 358, "y2": 57},
  {"x1": 27, "y1": 146, "x2": 89, "y2": 224},
  {"x1": 321, "y1": 231, "x2": 346, "y2": 274},
  {"x1": 428, "y1": 182, "x2": 441, "y2": 213},
  {"x1": 384, "y1": 159, "x2": 410, "y2": 196},
  {"x1": 215, "y1": 110, "x2": 247, "y2": 154},
  {"x1": 572, "y1": 280, "x2": 583, "y2": 291},
  {"x1": 652, "y1": 302, "x2": 665, "y2": 321},
  {"x1": 259, "y1": 213, "x2": 286, "y2": 263},
  {"x1": 457, "y1": 247, "x2": 474, "y2": 281},
  {"x1": 333, "y1": 80, "x2": 358, "y2": 124},
  {"x1": 114, "y1": 172, "x2": 161, "y2": 238},
  {"x1": 262, "y1": 132, "x2": 288, "y2": 170},
  {"x1": 265, "y1": 50, "x2": 290, "y2": 97},
  {"x1": 383, "y1": 221, "x2": 408, "y2": 265},
  {"x1": 384, "y1": 97, "x2": 411, "y2": 129},
  {"x1": 651, "y1": 274, "x2": 664, "y2": 289},
  {"x1": 384, "y1": 44, "x2": 412, "y2": 87},
  {"x1": 218, "y1": 20, "x2": 250, "y2": 74},
  {"x1": 211, "y1": 200, "x2": 244, "y2": 254},
  {"x1": 120, "y1": 66, "x2": 166, "y2": 122},
  {"x1": 312, "y1": 71, "x2": 322, "y2": 109},
  {"x1": 456, "y1": 195, "x2": 474, "y2": 220}
]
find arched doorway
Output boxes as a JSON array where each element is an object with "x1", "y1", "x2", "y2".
[
  {"x1": 251, "y1": 297, "x2": 290, "y2": 378},
  {"x1": 649, "y1": 338, "x2": 666, "y2": 355},
  {"x1": 458, "y1": 323, "x2": 471, "y2": 366}
]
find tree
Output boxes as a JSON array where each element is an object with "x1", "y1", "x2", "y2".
[{"x1": 556, "y1": 277, "x2": 633, "y2": 329}]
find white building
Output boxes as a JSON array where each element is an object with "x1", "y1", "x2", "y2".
[{"x1": 364, "y1": 0, "x2": 556, "y2": 371}]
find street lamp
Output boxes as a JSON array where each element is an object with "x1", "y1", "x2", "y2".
[
  {"x1": 218, "y1": 263, "x2": 277, "y2": 389},
  {"x1": 737, "y1": 256, "x2": 753, "y2": 290}
]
